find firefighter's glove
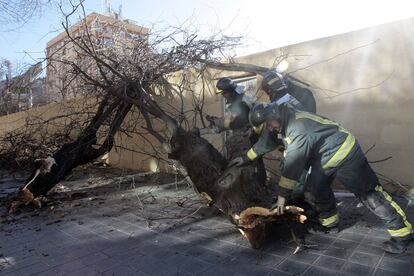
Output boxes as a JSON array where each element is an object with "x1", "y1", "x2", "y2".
[
  {"x1": 227, "y1": 156, "x2": 249, "y2": 168},
  {"x1": 271, "y1": 195, "x2": 286, "y2": 215},
  {"x1": 206, "y1": 114, "x2": 218, "y2": 126},
  {"x1": 205, "y1": 115, "x2": 221, "y2": 133}
]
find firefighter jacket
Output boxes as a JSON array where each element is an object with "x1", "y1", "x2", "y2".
[
  {"x1": 246, "y1": 105, "x2": 356, "y2": 197},
  {"x1": 270, "y1": 78, "x2": 316, "y2": 114},
  {"x1": 215, "y1": 94, "x2": 255, "y2": 132}
]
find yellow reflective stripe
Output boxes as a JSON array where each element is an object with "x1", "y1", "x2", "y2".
[
  {"x1": 322, "y1": 134, "x2": 356, "y2": 169},
  {"x1": 295, "y1": 113, "x2": 355, "y2": 169},
  {"x1": 252, "y1": 124, "x2": 264, "y2": 135},
  {"x1": 223, "y1": 117, "x2": 231, "y2": 129},
  {"x1": 375, "y1": 185, "x2": 413, "y2": 237},
  {"x1": 319, "y1": 213, "x2": 339, "y2": 227},
  {"x1": 283, "y1": 136, "x2": 292, "y2": 145},
  {"x1": 279, "y1": 176, "x2": 296, "y2": 190},
  {"x1": 215, "y1": 89, "x2": 222, "y2": 94},
  {"x1": 247, "y1": 148, "x2": 258, "y2": 160},
  {"x1": 388, "y1": 227, "x2": 413, "y2": 237},
  {"x1": 296, "y1": 112, "x2": 338, "y2": 126},
  {"x1": 296, "y1": 112, "x2": 349, "y2": 133}
]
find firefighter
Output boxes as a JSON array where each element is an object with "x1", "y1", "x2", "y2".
[
  {"x1": 261, "y1": 69, "x2": 317, "y2": 198},
  {"x1": 261, "y1": 69, "x2": 316, "y2": 113},
  {"x1": 206, "y1": 77, "x2": 266, "y2": 184},
  {"x1": 231, "y1": 102, "x2": 413, "y2": 254},
  {"x1": 206, "y1": 77, "x2": 254, "y2": 133}
]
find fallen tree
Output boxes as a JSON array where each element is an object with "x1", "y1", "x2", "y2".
[{"x1": 4, "y1": 1, "x2": 308, "y2": 249}]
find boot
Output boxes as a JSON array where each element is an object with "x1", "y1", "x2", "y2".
[
  {"x1": 382, "y1": 235, "x2": 413, "y2": 254},
  {"x1": 307, "y1": 223, "x2": 339, "y2": 235},
  {"x1": 360, "y1": 188, "x2": 413, "y2": 253}
]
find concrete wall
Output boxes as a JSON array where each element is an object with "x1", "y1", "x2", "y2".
[
  {"x1": 236, "y1": 18, "x2": 414, "y2": 186},
  {"x1": 0, "y1": 101, "x2": 75, "y2": 137}
]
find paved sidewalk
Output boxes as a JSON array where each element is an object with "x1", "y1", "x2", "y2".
[{"x1": 1, "y1": 169, "x2": 413, "y2": 275}]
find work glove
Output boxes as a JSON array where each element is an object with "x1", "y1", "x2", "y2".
[
  {"x1": 205, "y1": 114, "x2": 218, "y2": 126},
  {"x1": 205, "y1": 115, "x2": 221, "y2": 133},
  {"x1": 270, "y1": 195, "x2": 286, "y2": 215},
  {"x1": 227, "y1": 155, "x2": 249, "y2": 168}
]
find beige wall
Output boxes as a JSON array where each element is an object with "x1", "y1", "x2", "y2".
[{"x1": 0, "y1": 101, "x2": 74, "y2": 137}]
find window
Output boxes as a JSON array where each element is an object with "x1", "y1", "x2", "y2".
[
  {"x1": 103, "y1": 37, "x2": 114, "y2": 47},
  {"x1": 94, "y1": 20, "x2": 102, "y2": 32}
]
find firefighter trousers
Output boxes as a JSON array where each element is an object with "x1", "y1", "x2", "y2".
[{"x1": 303, "y1": 143, "x2": 413, "y2": 238}]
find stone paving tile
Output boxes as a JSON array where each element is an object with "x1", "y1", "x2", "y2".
[
  {"x1": 198, "y1": 264, "x2": 237, "y2": 276},
  {"x1": 2, "y1": 172, "x2": 414, "y2": 276},
  {"x1": 266, "y1": 269, "x2": 293, "y2": 276},
  {"x1": 0, "y1": 255, "x2": 41, "y2": 275},
  {"x1": 196, "y1": 248, "x2": 230, "y2": 265},
  {"x1": 0, "y1": 272, "x2": 22, "y2": 276},
  {"x1": 12, "y1": 261, "x2": 51, "y2": 276},
  {"x1": 314, "y1": 255, "x2": 346, "y2": 271},
  {"x1": 232, "y1": 263, "x2": 273, "y2": 276},
  {"x1": 348, "y1": 251, "x2": 381, "y2": 268},
  {"x1": 355, "y1": 243, "x2": 384, "y2": 257},
  {"x1": 302, "y1": 266, "x2": 338, "y2": 276},
  {"x1": 377, "y1": 256, "x2": 414, "y2": 274},
  {"x1": 138, "y1": 260, "x2": 180, "y2": 276},
  {"x1": 374, "y1": 268, "x2": 407, "y2": 276},
  {"x1": 339, "y1": 232, "x2": 366, "y2": 243},
  {"x1": 331, "y1": 238, "x2": 361, "y2": 250},
  {"x1": 322, "y1": 245, "x2": 354, "y2": 260},
  {"x1": 179, "y1": 257, "x2": 213, "y2": 274},
  {"x1": 78, "y1": 252, "x2": 110, "y2": 266},
  {"x1": 51, "y1": 259, "x2": 88, "y2": 274},
  {"x1": 340, "y1": 262, "x2": 374, "y2": 275},
  {"x1": 233, "y1": 248, "x2": 265, "y2": 262},
  {"x1": 262, "y1": 243, "x2": 295, "y2": 257},
  {"x1": 250, "y1": 252, "x2": 284, "y2": 268},
  {"x1": 276, "y1": 259, "x2": 310, "y2": 275},
  {"x1": 102, "y1": 264, "x2": 137, "y2": 276},
  {"x1": 180, "y1": 244, "x2": 206, "y2": 257},
  {"x1": 362, "y1": 235, "x2": 388, "y2": 248},
  {"x1": 285, "y1": 251, "x2": 320, "y2": 265},
  {"x1": 306, "y1": 234, "x2": 336, "y2": 248}
]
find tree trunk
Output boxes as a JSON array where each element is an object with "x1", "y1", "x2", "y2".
[
  {"x1": 21, "y1": 100, "x2": 132, "y2": 198},
  {"x1": 169, "y1": 129, "x2": 306, "y2": 248}
]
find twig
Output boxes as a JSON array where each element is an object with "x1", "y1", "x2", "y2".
[
  {"x1": 364, "y1": 144, "x2": 376, "y2": 155},
  {"x1": 368, "y1": 156, "x2": 392, "y2": 164}
]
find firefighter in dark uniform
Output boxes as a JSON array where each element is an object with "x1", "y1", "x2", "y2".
[
  {"x1": 261, "y1": 70, "x2": 316, "y2": 113},
  {"x1": 206, "y1": 77, "x2": 266, "y2": 184},
  {"x1": 206, "y1": 77, "x2": 254, "y2": 133},
  {"x1": 260, "y1": 69, "x2": 317, "y2": 198},
  {"x1": 232, "y1": 102, "x2": 413, "y2": 254}
]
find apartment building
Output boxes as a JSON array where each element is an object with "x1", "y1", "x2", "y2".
[{"x1": 45, "y1": 11, "x2": 149, "y2": 100}]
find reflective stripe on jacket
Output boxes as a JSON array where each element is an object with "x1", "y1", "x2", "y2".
[
  {"x1": 246, "y1": 106, "x2": 356, "y2": 197},
  {"x1": 278, "y1": 108, "x2": 356, "y2": 196}
]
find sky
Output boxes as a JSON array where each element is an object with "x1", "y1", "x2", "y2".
[{"x1": 1, "y1": 0, "x2": 414, "y2": 68}]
